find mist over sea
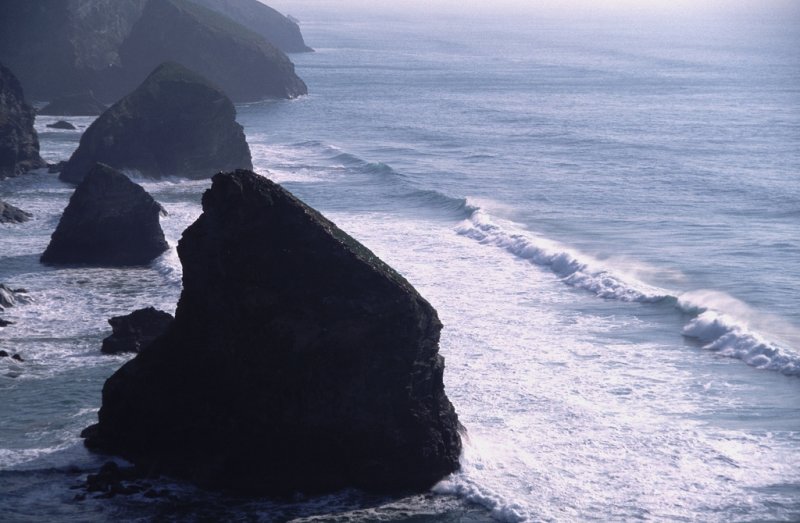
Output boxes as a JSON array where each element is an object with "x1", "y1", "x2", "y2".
[{"x1": 1, "y1": 4, "x2": 799, "y2": 521}]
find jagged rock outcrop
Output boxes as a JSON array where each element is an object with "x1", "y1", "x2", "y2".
[
  {"x1": 119, "y1": 0, "x2": 307, "y2": 102},
  {"x1": 59, "y1": 62, "x2": 252, "y2": 184},
  {"x1": 102, "y1": 307, "x2": 174, "y2": 354},
  {"x1": 40, "y1": 92, "x2": 108, "y2": 116},
  {"x1": 83, "y1": 170, "x2": 462, "y2": 494},
  {"x1": 0, "y1": 63, "x2": 45, "y2": 179},
  {"x1": 42, "y1": 163, "x2": 168, "y2": 266},
  {"x1": 0, "y1": 0, "x2": 308, "y2": 102},
  {"x1": 188, "y1": 0, "x2": 312, "y2": 53},
  {"x1": 46, "y1": 121, "x2": 77, "y2": 130},
  {"x1": 0, "y1": 200, "x2": 32, "y2": 223}
]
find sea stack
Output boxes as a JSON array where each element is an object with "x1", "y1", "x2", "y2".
[
  {"x1": 0, "y1": 62, "x2": 45, "y2": 179},
  {"x1": 59, "y1": 62, "x2": 252, "y2": 184},
  {"x1": 83, "y1": 170, "x2": 462, "y2": 494},
  {"x1": 42, "y1": 163, "x2": 168, "y2": 266}
]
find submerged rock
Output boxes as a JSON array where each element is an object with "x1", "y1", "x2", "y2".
[
  {"x1": 119, "y1": 0, "x2": 307, "y2": 102},
  {"x1": 59, "y1": 62, "x2": 252, "y2": 184},
  {"x1": 0, "y1": 62, "x2": 46, "y2": 179},
  {"x1": 42, "y1": 163, "x2": 169, "y2": 266},
  {"x1": 40, "y1": 91, "x2": 108, "y2": 116},
  {"x1": 0, "y1": 284, "x2": 31, "y2": 309},
  {"x1": 84, "y1": 170, "x2": 462, "y2": 494},
  {"x1": 102, "y1": 307, "x2": 174, "y2": 354},
  {"x1": 188, "y1": 0, "x2": 313, "y2": 53},
  {"x1": 0, "y1": 199, "x2": 32, "y2": 224},
  {"x1": 46, "y1": 120, "x2": 77, "y2": 130}
]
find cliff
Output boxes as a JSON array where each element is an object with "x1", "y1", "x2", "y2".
[
  {"x1": 188, "y1": 0, "x2": 313, "y2": 53},
  {"x1": 83, "y1": 170, "x2": 462, "y2": 494},
  {"x1": 119, "y1": 0, "x2": 307, "y2": 101},
  {"x1": 59, "y1": 62, "x2": 252, "y2": 184},
  {"x1": 0, "y1": 63, "x2": 45, "y2": 179}
]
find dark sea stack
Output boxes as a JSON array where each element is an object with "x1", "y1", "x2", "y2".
[
  {"x1": 59, "y1": 62, "x2": 252, "y2": 184},
  {"x1": 188, "y1": 0, "x2": 313, "y2": 53},
  {"x1": 42, "y1": 163, "x2": 169, "y2": 266},
  {"x1": 46, "y1": 121, "x2": 77, "y2": 131},
  {"x1": 84, "y1": 170, "x2": 462, "y2": 494},
  {"x1": 0, "y1": 200, "x2": 33, "y2": 224},
  {"x1": 119, "y1": 0, "x2": 307, "y2": 101},
  {"x1": 0, "y1": 63, "x2": 46, "y2": 180},
  {"x1": 40, "y1": 92, "x2": 108, "y2": 116},
  {"x1": 102, "y1": 307, "x2": 174, "y2": 355}
]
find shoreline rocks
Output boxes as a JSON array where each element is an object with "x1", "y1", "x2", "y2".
[
  {"x1": 42, "y1": 163, "x2": 169, "y2": 266},
  {"x1": 59, "y1": 62, "x2": 252, "y2": 184},
  {"x1": 0, "y1": 199, "x2": 33, "y2": 224},
  {"x1": 102, "y1": 307, "x2": 174, "y2": 354},
  {"x1": 0, "y1": 62, "x2": 45, "y2": 179},
  {"x1": 84, "y1": 170, "x2": 462, "y2": 495}
]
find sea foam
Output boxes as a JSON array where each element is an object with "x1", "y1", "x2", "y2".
[{"x1": 457, "y1": 206, "x2": 800, "y2": 377}]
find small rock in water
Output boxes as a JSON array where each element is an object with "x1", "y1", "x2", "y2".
[
  {"x1": 46, "y1": 120, "x2": 76, "y2": 130},
  {"x1": 0, "y1": 200, "x2": 32, "y2": 224}
]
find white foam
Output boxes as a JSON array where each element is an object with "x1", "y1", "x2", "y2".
[{"x1": 457, "y1": 208, "x2": 669, "y2": 303}]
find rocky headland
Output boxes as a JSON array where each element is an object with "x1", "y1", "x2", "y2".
[
  {"x1": 119, "y1": 0, "x2": 307, "y2": 102},
  {"x1": 40, "y1": 92, "x2": 108, "y2": 116},
  {"x1": 0, "y1": 62, "x2": 45, "y2": 179},
  {"x1": 41, "y1": 163, "x2": 169, "y2": 266},
  {"x1": 102, "y1": 307, "x2": 174, "y2": 355},
  {"x1": 83, "y1": 170, "x2": 462, "y2": 494},
  {"x1": 189, "y1": 0, "x2": 313, "y2": 53},
  {"x1": 0, "y1": 0, "x2": 308, "y2": 103},
  {"x1": 59, "y1": 62, "x2": 252, "y2": 184}
]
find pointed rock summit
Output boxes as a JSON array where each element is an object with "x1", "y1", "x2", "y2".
[
  {"x1": 84, "y1": 170, "x2": 462, "y2": 494},
  {"x1": 42, "y1": 163, "x2": 168, "y2": 266},
  {"x1": 0, "y1": 62, "x2": 45, "y2": 179},
  {"x1": 59, "y1": 62, "x2": 252, "y2": 184}
]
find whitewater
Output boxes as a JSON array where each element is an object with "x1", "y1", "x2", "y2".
[{"x1": 1, "y1": 5, "x2": 799, "y2": 522}]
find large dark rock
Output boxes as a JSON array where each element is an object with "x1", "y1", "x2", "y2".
[
  {"x1": 102, "y1": 307, "x2": 174, "y2": 354},
  {"x1": 0, "y1": 62, "x2": 45, "y2": 179},
  {"x1": 119, "y1": 0, "x2": 307, "y2": 102},
  {"x1": 59, "y1": 62, "x2": 252, "y2": 184},
  {"x1": 84, "y1": 170, "x2": 462, "y2": 494},
  {"x1": 42, "y1": 163, "x2": 169, "y2": 266},
  {"x1": 188, "y1": 0, "x2": 313, "y2": 53},
  {"x1": 0, "y1": 199, "x2": 32, "y2": 223},
  {"x1": 0, "y1": 0, "x2": 308, "y2": 103},
  {"x1": 40, "y1": 92, "x2": 108, "y2": 116}
]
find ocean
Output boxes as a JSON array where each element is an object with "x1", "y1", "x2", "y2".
[{"x1": 1, "y1": 5, "x2": 799, "y2": 522}]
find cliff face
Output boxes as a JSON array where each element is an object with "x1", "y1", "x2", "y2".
[
  {"x1": 59, "y1": 62, "x2": 252, "y2": 184},
  {"x1": 188, "y1": 0, "x2": 313, "y2": 53},
  {"x1": 84, "y1": 170, "x2": 462, "y2": 494},
  {"x1": 119, "y1": 0, "x2": 307, "y2": 101},
  {"x1": 0, "y1": 0, "x2": 147, "y2": 100},
  {"x1": 42, "y1": 163, "x2": 169, "y2": 266},
  {"x1": 0, "y1": 63, "x2": 45, "y2": 179},
  {"x1": 0, "y1": 0, "x2": 308, "y2": 102}
]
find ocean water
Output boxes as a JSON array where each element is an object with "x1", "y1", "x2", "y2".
[{"x1": 2, "y1": 6, "x2": 799, "y2": 522}]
